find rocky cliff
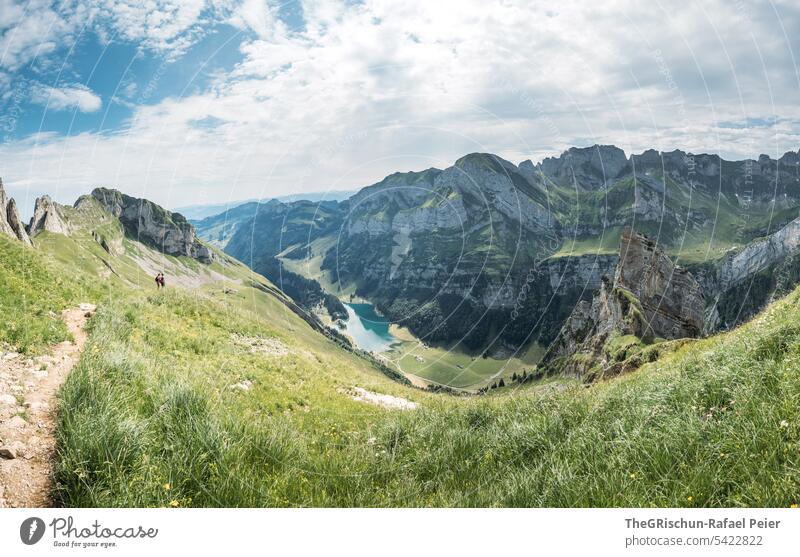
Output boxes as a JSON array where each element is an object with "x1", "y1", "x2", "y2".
[
  {"x1": 91, "y1": 188, "x2": 213, "y2": 263},
  {"x1": 0, "y1": 178, "x2": 32, "y2": 245},
  {"x1": 543, "y1": 230, "x2": 704, "y2": 380},
  {"x1": 28, "y1": 195, "x2": 71, "y2": 236},
  {"x1": 689, "y1": 213, "x2": 800, "y2": 331}
]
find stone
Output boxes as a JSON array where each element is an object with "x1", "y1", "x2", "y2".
[
  {"x1": 229, "y1": 380, "x2": 253, "y2": 391},
  {"x1": 0, "y1": 446, "x2": 16, "y2": 459},
  {"x1": 0, "y1": 394, "x2": 17, "y2": 405},
  {"x1": 4, "y1": 415, "x2": 27, "y2": 429}
]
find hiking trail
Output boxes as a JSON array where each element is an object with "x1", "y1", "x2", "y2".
[{"x1": 0, "y1": 303, "x2": 95, "y2": 508}]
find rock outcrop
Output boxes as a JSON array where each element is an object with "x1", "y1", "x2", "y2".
[
  {"x1": 91, "y1": 188, "x2": 213, "y2": 263},
  {"x1": 0, "y1": 178, "x2": 32, "y2": 245},
  {"x1": 28, "y1": 195, "x2": 71, "y2": 236},
  {"x1": 543, "y1": 230, "x2": 704, "y2": 380}
]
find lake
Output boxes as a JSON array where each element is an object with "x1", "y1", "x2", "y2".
[{"x1": 342, "y1": 303, "x2": 399, "y2": 353}]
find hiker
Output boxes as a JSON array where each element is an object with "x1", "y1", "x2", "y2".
[{"x1": 155, "y1": 272, "x2": 165, "y2": 289}]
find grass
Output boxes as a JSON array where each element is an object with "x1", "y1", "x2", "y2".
[
  {"x1": 385, "y1": 340, "x2": 543, "y2": 390},
  {"x1": 0, "y1": 235, "x2": 83, "y2": 353},
  {"x1": 54, "y1": 258, "x2": 800, "y2": 506}
]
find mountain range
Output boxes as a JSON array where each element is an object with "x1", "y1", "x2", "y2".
[{"x1": 193, "y1": 145, "x2": 800, "y2": 383}]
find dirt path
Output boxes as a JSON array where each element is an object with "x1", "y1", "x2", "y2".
[{"x1": 0, "y1": 303, "x2": 95, "y2": 508}]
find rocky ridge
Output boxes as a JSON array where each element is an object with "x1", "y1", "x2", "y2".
[
  {"x1": 542, "y1": 230, "x2": 704, "y2": 380},
  {"x1": 91, "y1": 188, "x2": 213, "y2": 263},
  {"x1": 0, "y1": 179, "x2": 31, "y2": 245}
]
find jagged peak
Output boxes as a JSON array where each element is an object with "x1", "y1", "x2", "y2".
[
  {"x1": 0, "y1": 178, "x2": 32, "y2": 245},
  {"x1": 29, "y1": 194, "x2": 70, "y2": 237}
]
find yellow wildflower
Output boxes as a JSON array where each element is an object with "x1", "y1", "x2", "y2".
[{"x1": 170, "y1": 500, "x2": 179, "y2": 507}]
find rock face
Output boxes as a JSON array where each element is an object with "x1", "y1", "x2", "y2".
[
  {"x1": 91, "y1": 188, "x2": 213, "y2": 263},
  {"x1": 690, "y1": 214, "x2": 800, "y2": 331},
  {"x1": 0, "y1": 178, "x2": 32, "y2": 245},
  {"x1": 28, "y1": 195, "x2": 71, "y2": 236},
  {"x1": 543, "y1": 230, "x2": 704, "y2": 379}
]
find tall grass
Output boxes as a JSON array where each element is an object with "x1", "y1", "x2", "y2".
[{"x1": 54, "y1": 286, "x2": 800, "y2": 507}]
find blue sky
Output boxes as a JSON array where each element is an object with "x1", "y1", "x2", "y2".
[{"x1": 1, "y1": 0, "x2": 799, "y2": 214}]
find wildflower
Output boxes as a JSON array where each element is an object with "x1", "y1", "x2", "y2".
[
  {"x1": 780, "y1": 420, "x2": 789, "y2": 428},
  {"x1": 629, "y1": 473, "x2": 636, "y2": 479},
  {"x1": 790, "y1": 503, "x2": 798, "y2": 509},
  {"x1": 170, "y1": 500, "x2": 179, "y2": 507},
  {"x1": 163, "y1": 483, "x2": 171, "y2": 491},
  {"x1": 687, "y1": 496, "x2": 694, "y2": 503}
]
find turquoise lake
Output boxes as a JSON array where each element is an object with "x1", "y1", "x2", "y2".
[{"x1": 343, "y1": 303, "x2": 399, "y2": 353}]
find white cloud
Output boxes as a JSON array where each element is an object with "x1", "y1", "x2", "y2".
[
  {"x1": 31, "y1": 84, "x2": 102, "y2": 112},
  {"x1": 1, "y1": 0, "x2": 800, "y2": 210}
]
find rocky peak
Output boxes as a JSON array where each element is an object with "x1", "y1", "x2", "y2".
[
  {"x1": 540, "y1": 144, "x2": 628, "y2": 188},
  {"x1": 91, "y1": 188, "x2": 213, "y2": 263},
  {"x1": 542, "y1": 229, "x2": 704, "y2": 380},
  {"x1": 29, "y1": 195, "x2": 71, "y2": 236},
  {"x1": 0, "y1": 178, "x2": 32, "y2": 245}
]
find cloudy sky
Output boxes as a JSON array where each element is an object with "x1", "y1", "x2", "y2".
[{"x1": 1, "y1": 0, "x2": 799, "y2": 213}]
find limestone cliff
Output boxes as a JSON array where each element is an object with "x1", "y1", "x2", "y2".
[
  {"x1": 91, "y1": 188, "x2": 213, "y2": 263},
  {"x1": 0, "y1": 178, "x2": 32, "y2": 245},
  {"x1": 543, "y1": 230, "x2": 704, "y2": 380},
  {"x1": 690, "y1": 214, "x2": 800, "y2": 331},
  {"x1": 28, "y1": 195, "x2": 71, "y2": 236}
]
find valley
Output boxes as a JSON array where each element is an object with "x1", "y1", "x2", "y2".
[{"x1": 194, "y1": 145, "x2": 800, "y2": 389}]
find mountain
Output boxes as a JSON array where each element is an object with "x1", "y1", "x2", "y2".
[
  {"x1": 197, "y1": 145, "x2": 800, "y2": 370},
  {"x1": 176, "y1": 190, "x2": 358, "y2": 220}
]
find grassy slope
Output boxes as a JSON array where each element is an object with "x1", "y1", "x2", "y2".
[
  {"x1": 0, "y1": 234, "x2": 96, "y2": 353},
  {"x1": 48, "y1": 224, "x2": 800, "y2": 506}
]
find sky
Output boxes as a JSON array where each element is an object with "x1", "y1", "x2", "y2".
[{"x1": 1, "y1": 0, "x2": 799, "y2": 215}]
